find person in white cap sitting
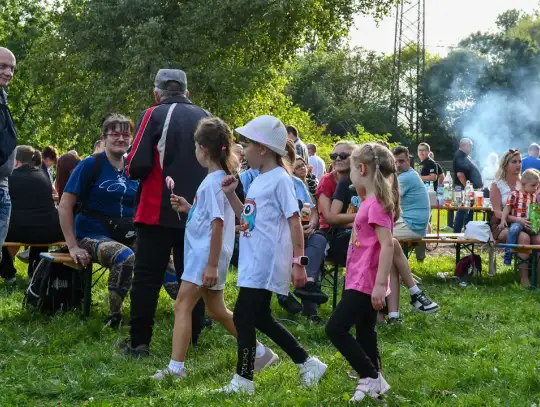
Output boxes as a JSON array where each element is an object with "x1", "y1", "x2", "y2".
[{"x1": 216, "y1": 115, "x2": 327, "y2": 394}]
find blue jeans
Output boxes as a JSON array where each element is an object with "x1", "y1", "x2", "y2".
[
  {"x1": 453, "y1": 209, "x2": 474, "y2": 233},
  {"x1": 504, "y1": 222, "x2": 524, "y2": 263},
  {"x1": 0, "y1": 188, "x2": 11, "y2": 267}
]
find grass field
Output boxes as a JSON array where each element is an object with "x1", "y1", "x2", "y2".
[{"x1": 1, "y1": 250, "x2": 540, "y2": 406}]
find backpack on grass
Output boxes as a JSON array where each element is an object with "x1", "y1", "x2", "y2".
[
  {"x1": 455, "y1": 254, "x2": 482, "y2": 281},
  {"x1": 23, "y1": 258, "x2": 83, "y2": 314}
]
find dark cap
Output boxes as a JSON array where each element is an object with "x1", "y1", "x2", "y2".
[{"x1": 154, "y1": 69, "x2": 187, "y2": 91}]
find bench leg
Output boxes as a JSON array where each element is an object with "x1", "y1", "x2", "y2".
[
  {"x1": 83, "y1": 264, "x2": 92, "y2": 318},
  {"x1": 532, "y1": 250, "x2": 538, "y2": 289},
  {"x1": 332, "y1": 264, "x2": 338, "y2": 311},
  {"x1": 488, "y1": 244, "x2": 496, "y2": 276},
  {"x1": 456, "y1": 243, "x2": 461, "y2": 265}
]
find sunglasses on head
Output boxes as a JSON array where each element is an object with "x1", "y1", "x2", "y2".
[
  {"x1": 508, "y1": 148, "x2": 520, "y2": 154},
  {"x1": 330, "y1": 152, "x2": 351, "y2": 161}
]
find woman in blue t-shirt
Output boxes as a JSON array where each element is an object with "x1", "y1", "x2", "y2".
[{"x1": 59, "y1": 114, "x2": 178, "y2": 328}]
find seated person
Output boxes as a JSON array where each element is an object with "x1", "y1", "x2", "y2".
[
  {"x1": 293, "y1": 156, "x2": 318, "y2": 197},
  {"x1": 501, "y1": 169, "x2": 539, "y2": 265},
  {"x1": 278, "y1": 175, "x2": 328, "y2": 324},
  {"x1": 393, "y1": 146, "x2": 430, "y2": 261},
  {"x1": 55, "y1": 151, "x2": 81, "y2": 201},
  {"x1": 0, "y1": 146, "x2": 64, "y2": 280},
  {"x1": 59, "y1": 114, "x2": 178, "y2": 329}
]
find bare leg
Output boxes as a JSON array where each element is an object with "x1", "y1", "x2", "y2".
[
  {"x1": 387, "y1": 263, "x2": 400, "y2": 313},
  {"x1": 171, "y1": 282, "x2": 203, "y2": 363},
  {"x1": 500, "y1": 229, "x2": 531, "y2": 287},
  {"x1": 203, "y1": 289, "x2": 237, "y2": 336},
  {"x1": 393, "y1": 239, "x2": 416, "y2": 288}
]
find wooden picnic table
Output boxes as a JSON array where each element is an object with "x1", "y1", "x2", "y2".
[{"x1": 431, "y1": 205, "x2": 492, "y2": 212}]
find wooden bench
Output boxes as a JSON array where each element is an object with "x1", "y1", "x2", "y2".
[
  {"x1": 39, "y1": 252, "x2": 94, "y2": 317},
  {"x1": 3, "y1": 241, "x2": 66, "y2": 248},
  {"x1": 496, "y1": 244, "x2": 540, "y2": 288},
  {"x1": 399, "y1": 234, "x2": 496, "y2": 277}
]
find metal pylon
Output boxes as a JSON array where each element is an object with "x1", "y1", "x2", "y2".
[{"x1": 391, "y1": 0, "x2": 426, "y2": 145}]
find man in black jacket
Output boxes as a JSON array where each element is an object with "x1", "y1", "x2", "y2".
[
  {"x1": 124, "y1": 69, "x2": 210, "y2": 356},
  {"x1": 0, "y1": 47, "x2": 17, "y2": 282}
]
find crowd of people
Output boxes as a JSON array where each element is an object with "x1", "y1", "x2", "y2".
[{"x1": 1, "y1": 44, "x2": 539, "y2": 402}]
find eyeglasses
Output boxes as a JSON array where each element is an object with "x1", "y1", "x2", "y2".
[
  {"x1": 508, "y1": 148, "x2": 520, "y2": 154},
  {"x1": 330, "y1": 152, "x2": 351, "y2": 161},
  {"x1": 107, "y1": 132, "x2": 132, "y2": 140}
]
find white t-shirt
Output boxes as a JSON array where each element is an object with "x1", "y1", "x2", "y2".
[
  {"x1": 237, "y1": 166, "x2": 299, "y2": 295},
  {"x1": 182, "y1": 170, "x2": 235, "y2": 291},
  {"x1": 308, "y1": 155, "x2": 326, "y2": 180}
]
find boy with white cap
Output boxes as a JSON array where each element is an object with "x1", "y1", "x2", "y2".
[{"x1": 217, "y1": 115, "x2": 327, "y2": 394}]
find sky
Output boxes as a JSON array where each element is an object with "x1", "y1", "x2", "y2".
[{"x1": 350, "y1": 0, "x2": 539, "y2": 56}]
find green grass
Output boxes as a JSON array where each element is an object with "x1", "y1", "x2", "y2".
[{"x1": 1, "y1": 253, "x2": 540, "y2": 406}]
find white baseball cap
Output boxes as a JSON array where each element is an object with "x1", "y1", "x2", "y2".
[{"x1": 235, "y1": 115, "x2": 288, "y2": 157}]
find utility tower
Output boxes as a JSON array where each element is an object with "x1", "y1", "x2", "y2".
[{"x1": 390, "y1": 0, "x2": 426, "y2": 145}]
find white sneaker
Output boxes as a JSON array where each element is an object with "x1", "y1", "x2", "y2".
[
  {"x1": 214, "y1": 374, "x2": 255, "y2": 395},
  {"x1": 254, "y1": 346, "x2": 279, "y2": 372},
  {"x1": 151, "y1": 367, "x2": 186, "y2": 381},
  {"x1": 298, "y1": 357, "x2": 327, "y2": 386},
  {"x1": 349, "y1": 373, "x2": 390, "y2": 403}
]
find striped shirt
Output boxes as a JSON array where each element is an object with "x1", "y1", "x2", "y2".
[{"x1": 507, "y1": 190, "x2": 536, "y2": 218}]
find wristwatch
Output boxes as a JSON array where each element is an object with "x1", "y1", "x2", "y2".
[{"x1": 292, "y1": 256, "x2": 309, "y2": 266}]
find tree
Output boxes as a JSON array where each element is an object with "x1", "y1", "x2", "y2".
[
  {"x1": 496, "y1": 9, "x2": 525, "y2": 33},
  {"x1": 286, "y1": 46, "x2": 395, "y2": 137}
]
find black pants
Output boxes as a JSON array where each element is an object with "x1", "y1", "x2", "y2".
[
  {"x1": 234, "y1": 287, "x2": 308, "y2": 381},
  {"x1": 129, "y1": 225, "x2": 205, "y2": 347},
  {"x1": 325, "y1": 290, "x2": 380, "y2": 379}
]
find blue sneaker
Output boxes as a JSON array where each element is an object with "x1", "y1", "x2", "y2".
[{"x1": 503, "y1": 250, "x2": 513, "y2": 266}]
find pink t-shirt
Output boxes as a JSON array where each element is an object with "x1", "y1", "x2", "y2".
[{"x1": 346, "y1": 196, "x2": 393, "y2": 296}]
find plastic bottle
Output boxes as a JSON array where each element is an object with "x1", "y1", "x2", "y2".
[
  {"x1": 301, "y1": 203, "x2": 311, "y2": 224},
  {"x1": 443, "y1": 172, "x2": 453, "y2": 206},
  {"x1": 455, "y1": 186, "x2": 463, "y2": 206},
  {"x1": 465, "y1": 181, "x2": 473, "y2": 207},
  {"x1": 437, "y1": 184, "x2": 444, "y2": 207}
]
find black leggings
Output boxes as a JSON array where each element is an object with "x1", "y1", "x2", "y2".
[
  {"x1": 233, "y1": 287, "x2": 309, "y2": 381},
  {"x1": 325, "y1": 290, "x2": 380, "y2": 379}
]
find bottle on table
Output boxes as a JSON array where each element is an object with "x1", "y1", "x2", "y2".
[
  {"x1": 443, "y1": 172, "x2": 453, "y2": 206},
  {"x1": 455, "y1": 186, "x2": 463, "y2": 206},
  {"x1": 437, "y1": 183, "x2": 444, "y2": 207},
  {"x1": 301, "y1": 203, "x2": 311, "y2": 224},
  {"x1": 465, "y1": 181, "x2": 474, "y2": 207}
]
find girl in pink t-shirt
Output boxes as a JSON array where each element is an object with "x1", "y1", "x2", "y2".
[{"x1": 325, "y1": 143, "x2": 400, "y2": 403}]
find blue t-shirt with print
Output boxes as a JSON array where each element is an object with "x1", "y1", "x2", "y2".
[{"x1": 64, "y1": 153, "x2": 139, "y2": 239}]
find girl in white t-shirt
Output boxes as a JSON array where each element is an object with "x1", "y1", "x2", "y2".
[
  {"x1": 216, "y1": 115, "x2": 327, "y2": 395},
  {"x1": 152, "y1": 117, "x2": 275, "y2": 381}
]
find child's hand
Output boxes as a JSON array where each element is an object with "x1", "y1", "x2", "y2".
[
  {"x1": 371, "y1": 285, "x2": 386, "y2": 311},
  {"x1": 517, "y1": 217, "x2": 532, "y2": 230},
  {"x1": 500, "y1": 219, "x2": 508, "y2": 229},
  {"x1": 222, "y1": 176, "x2": 238, "y2": 194},
  {"x1": 170, "y1": 194, "x2": 191, "y2": 213},
  {"x1": 292, "y1": 264, "x2": 307, "y2": 288},
  {"x1": 202, "y1": 266, "x2": 218, "y2": 288}
]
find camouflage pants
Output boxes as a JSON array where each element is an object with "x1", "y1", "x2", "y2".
[{"x1": 78, "y1": 237, "x2": 179, "y2": 315}]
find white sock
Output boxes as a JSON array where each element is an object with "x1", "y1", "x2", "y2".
[
  {"x1": 409, "y1": 285, "x2": 421, "y2": 295},
  {"x1": 388, "y1": 312, "x2": 400, "y2": 319},
  {"x1": 168, "y1": 359, "x2": 185, "y2": 373},
  {"x1": 255, "y1": 344, "x2": 265, "y2": 358}
]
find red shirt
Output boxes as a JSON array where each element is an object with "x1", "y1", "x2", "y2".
[{"x1": 316, "y1": 172, "x2": 338, "y2": 230}]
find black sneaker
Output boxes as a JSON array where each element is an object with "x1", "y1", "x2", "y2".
[
  {"x1": 279, "y1": 294, "x2": 303, "y2": 315},
  {"x1": 387, "y1": 316, "x2": 404, "y2": 324},
  {"x1": 103, "y1": 314, "x2": 122, "y2": 330},
  {"x1": 293, "y1": 282, "x2": 329, "y2": 305},
  {"x1": 119, "y1": 338, "x2": 150, "y2": 357},
  {"x1": 410, "y1": 291, "x2": 440, "y2": 314}
]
